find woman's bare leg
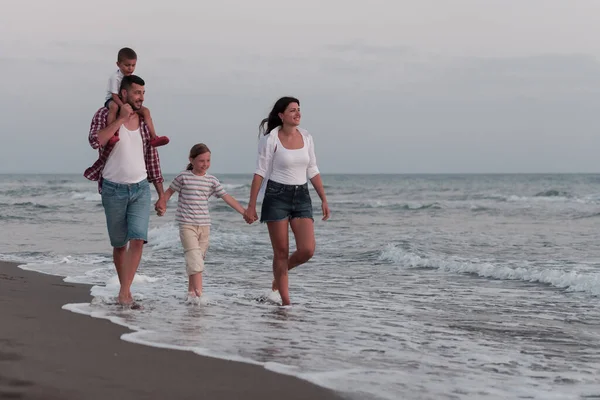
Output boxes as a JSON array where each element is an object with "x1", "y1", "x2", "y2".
[
  {"x1": 267, "y1": 220, "x2": 290, "y2": 305},
  {"x1": 289, "y1": 218, "x2": 315, "y2": 271}
]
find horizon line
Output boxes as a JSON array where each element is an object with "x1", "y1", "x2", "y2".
[{"x1": 0, "y1": 172, "x2": 599, "y2": 176}]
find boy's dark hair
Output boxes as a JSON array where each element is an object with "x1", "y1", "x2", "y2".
[
  {"x1": 119, "y1": 75, "x2": 145, "y2": 93},
  {"x1": 117, "y1": 47, "x2": 137, "y2": 62}
]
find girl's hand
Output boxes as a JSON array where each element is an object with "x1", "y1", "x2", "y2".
[
  {"x1": 244, "y1": 207, "x2": 258, "y2": 224},
  {"x1": 321, "y1": 201, "x2": 331, "y2": 221}
]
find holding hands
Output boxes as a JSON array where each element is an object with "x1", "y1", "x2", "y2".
[
  {"x1": 243, "y1": 205, "x2": 258, "y2": 224},
  {"x1": 155, "y1": 196, "x2": 167, "y2": 216}
]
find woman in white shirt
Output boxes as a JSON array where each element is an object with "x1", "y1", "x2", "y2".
[{"x1": 244, "y1": 96, "x2": 330, "y2": 306}]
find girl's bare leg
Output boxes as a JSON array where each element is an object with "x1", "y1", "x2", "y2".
[{"x1": 189, "y1": 273, "x2": 203, "y2": 297}]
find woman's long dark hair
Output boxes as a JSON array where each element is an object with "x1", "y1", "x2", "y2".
[
  {"x1": 186, "y1": 143, "x2": 211, "y2": 170},
  {"x1": 259, "y1": 96, "x2": 300, "y2": 136}
]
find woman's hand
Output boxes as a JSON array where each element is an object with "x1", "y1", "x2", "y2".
[
  {"x1": 244, "y1": 205, "x2": 258, "y2": 224},
  {"x1": 321, "y1": 201, "x2": 331, "y2": 221}
]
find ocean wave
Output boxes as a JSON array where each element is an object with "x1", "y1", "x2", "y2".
[
  {"x1": 378, "y1": 244, "x2": 600, "y2": 296},
  {"x1": 70, "y1": 192, "x2": 101, "y2": 201},
  {"x1": 0, "y1": 214, "x2": 30, "y2": 221},
  {"x1": 573, "y1": 212, "x2": 600, "y2": 220},
  {"x1": 221, "y1": 183, "x2": 249, "y2": 190},
  {"x1": 534, "y1": 190, "x2": 572, "y2": 198},
  {"x1": 11, "y1": 201, "x2": 54, "y2": 209},
  {"x1": 453, "y1": 190, "x2": 591, "y2": 204},
  {"x1": 330, "y1": 199, "x2": 443, "y2": 210}
]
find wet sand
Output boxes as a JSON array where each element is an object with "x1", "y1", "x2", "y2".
[{"x1": 0, "y1": 261, "x2": 344, "y2": 400}]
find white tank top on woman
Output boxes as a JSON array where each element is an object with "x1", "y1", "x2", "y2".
[{"x1": 255, "y1": 127, "x2": 320, "y2": 186}]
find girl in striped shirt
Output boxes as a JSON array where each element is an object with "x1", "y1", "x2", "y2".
[{"x1": 156, "y1": 143, "x2": 247, "y2": 300}]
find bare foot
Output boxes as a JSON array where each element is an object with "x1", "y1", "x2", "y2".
[{"x1": 117, "y1": 293, "x2": 130, "y2": 305}]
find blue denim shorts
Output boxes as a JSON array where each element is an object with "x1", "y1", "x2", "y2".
[
  {"x1": 260, "y1": 180, "x2": 313, "y2": 223},
  {"x1": 101, "y1": 178, "x2": 151, "y2": 248}
]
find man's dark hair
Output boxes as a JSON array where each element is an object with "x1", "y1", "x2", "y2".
[
  {"x1": 119, "y1": 75, "x2": 145, "y2": 93},
  {"x1": 117, "y1": 47, "x2": 137, "y2": 62}
]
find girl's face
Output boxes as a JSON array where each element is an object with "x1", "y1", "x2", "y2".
[
  {"x1": 190, "y1": 152, "x2": 211, "y2": 175},
  {"x1": 279, "y1": 102, "x2": 301, "y2": 127}
]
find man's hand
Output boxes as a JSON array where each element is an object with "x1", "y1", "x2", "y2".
[
  {"x1": 119, "y1": 103, "x2": 134, "y2": 120},
  {"x1": 155, "y1": 198, "x2": 167, "y2": 216}
]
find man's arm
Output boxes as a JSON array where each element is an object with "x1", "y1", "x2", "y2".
[
  {"x1": 96, "y1": 116, "x2": 127, "y2": 148},
  {"x1": 152, "y1": 180, "x2": 164, "y2": 197},
  {"x1": 144, "y1": 123, "x2": 165, "y2": 194},
  {"x1": 88, "y1": 107, "x2": 131, "y2": 149}
]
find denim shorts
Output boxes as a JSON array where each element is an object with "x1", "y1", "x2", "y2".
[
  {"x1": 260, "y1": 180, "x2": 313, "y2": 223},
  {"x1": 101, "y1": 178, "x2": 151, "y2": 248}
]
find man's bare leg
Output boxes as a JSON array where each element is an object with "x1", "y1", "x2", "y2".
[
  {"x1": 124, "y1": 240, "x2": 144, "y2": 302},
  {"x1": 113, "y1": 246, "x2": 128, "y2": 303},
  {"x1": 113, "y1": 240, "x2": 144, "y2": 304}
]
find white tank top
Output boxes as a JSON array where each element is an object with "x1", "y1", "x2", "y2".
[
  {"x1": 269, "y1": 135, "x2": 311, "y2": 185},
  {"x1": 102, "y1": 125, "x2": 147, "y2": 184}
]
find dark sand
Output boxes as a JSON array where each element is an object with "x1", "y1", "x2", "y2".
[{"x1": 0, "y1": 261, "x2": 344, "y2": 400}]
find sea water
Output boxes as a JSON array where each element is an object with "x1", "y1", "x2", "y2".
[{"x1": 2, "y1": 173, "x2": 600, "y2": 400}]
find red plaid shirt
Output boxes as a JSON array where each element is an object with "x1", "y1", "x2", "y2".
[{"x1": 84, "y1": 107, "x2": 164, "y2": 193}]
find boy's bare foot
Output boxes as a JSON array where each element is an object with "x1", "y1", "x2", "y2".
[{"x1": 149, "y1": 136, "x2": 169, "y2": 147}]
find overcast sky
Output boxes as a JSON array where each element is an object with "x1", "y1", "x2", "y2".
[{"x1": 2, "y1": 0, "x2": 600, "y2": 174}]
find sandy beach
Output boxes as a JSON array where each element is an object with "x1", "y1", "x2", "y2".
[{"x1": 0, "y1": 261, "x2": 343, "y2": 400}]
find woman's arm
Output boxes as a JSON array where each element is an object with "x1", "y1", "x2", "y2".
[
  {"x1": 310, "y1": 174, "x2": 330, "y2": 221},
  {"x1": 247, "y1": 174, "x2": 264, "y2": 211},
  {"x1": 244, "y1": 174, "x2": 263, "y2": 223}
]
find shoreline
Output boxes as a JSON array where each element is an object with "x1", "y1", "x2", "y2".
[{"x1": 0, "y1": 261, "x2": 344, "y2": 400}]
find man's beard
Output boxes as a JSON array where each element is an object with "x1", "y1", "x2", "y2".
[{"x1": 127, "y1": 100, "x2": 142, "y2": 111}]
